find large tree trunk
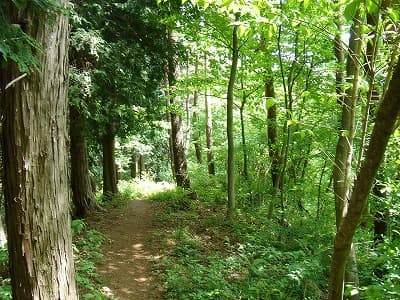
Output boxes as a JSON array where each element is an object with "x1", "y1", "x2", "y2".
[
  {"x1": 103, "y1": 124, "x2": 118, "y2": 195},
  {"x1": 0, "y1": 2, "x2": 78, "y2": 299},
  {"x1": 226, "y1": 13, "x2": 240, "y2": 219},
  {"x1": 204, "y1": 55, "x2": 215, "y2": 175},
  {"x1": 167, "y1": 31, "x2": 191, "y2": 189},
  {"x1": 70, "y1": 105, "x2": 95, "y2": 218},
  {"x1": 328, "y1": 55, "x2": 400, "y2": 300}
]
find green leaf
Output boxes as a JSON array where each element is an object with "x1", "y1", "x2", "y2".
[
  {"x1": 221, "y1": 0, "x2": 234, "y2": 7},
  {"x1": 365, "y1": 0, "x2": 379, "y2": 14},
  {"x1": 265, "y1": 97, "x2": 275, "y2": 109},
  {"x1": 238, "y1": 24, "x2": 250, "y2": 37},
  {"x1": 343, "y1": 0, "x2": 360, "y2": 21},
  {"x1": 303, "y1": 0, "x2": 311, "y2": 10},
  {"x1": 341, "y1": 130, "x2": 350, "y2": 137},
  {"x1": 11, "y1": 0, "x2": 27, "y2": 9}
]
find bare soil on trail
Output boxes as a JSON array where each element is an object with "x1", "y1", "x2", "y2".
[{"x1": 93, "y1": 199, "x2": 164, "y2": 300}]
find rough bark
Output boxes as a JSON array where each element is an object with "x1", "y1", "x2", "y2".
[
  {"x1": 0, "y1": 2, "x2": 78, "y2": 298},
  {"x1": 204, "y1": 55, "x2": 215, "y2": 175},
  {"x1": 328, "y1": 56, "x2": 400, "y2": 300},
  {"x1": 70, "y1": 105, "x2": 95, "y2": 218},
  {"x1": 226, "y1": 13, "x2": 240, "y2": 219},
  {"x1": 103, "y1": 124, "x2": 118, "y2": 195},
  {"x1": 167, "y1": 31, "x2": 191, "y2": 189}
]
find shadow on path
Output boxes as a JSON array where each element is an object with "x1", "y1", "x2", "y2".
[{"x1": 95, "y1": 199, "x2": 163, "y2": 300}]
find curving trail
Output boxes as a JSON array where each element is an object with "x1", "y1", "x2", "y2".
[{"x1": 95, "y1": 199, "x2": 163, "y2": 300}]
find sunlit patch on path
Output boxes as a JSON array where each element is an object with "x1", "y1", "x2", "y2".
[{"x1": 95, "y1": 199, "x2": 163, "y2": 300}]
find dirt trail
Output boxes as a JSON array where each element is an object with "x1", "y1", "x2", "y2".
[{"x1": 95, "y1": 199, "x2": 163, "y2": 300}]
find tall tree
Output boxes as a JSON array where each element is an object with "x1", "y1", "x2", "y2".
[
  {"x1": 204, "y1": 55, "x2": 215, "y2": 175},
  {"x1": 332, "y1": 9, "x2": 363, "y2": 295},
  {"x1": 0, "y1": 1, "x2": 78, "y2": 298},
  {"x1": 193, "y1": 55, "x2": 202, "y2": 164},
  {"x1": 70, "y1": 105, "x2": 95, "y2": 218},
  {"x1": 328, "y1": 55, "x2": 400, "y2": 300},
  {"x1": 166, "y1": 31, "x2": 191, "y2": 189},
  {"x1": 226, "y1": 13, "x2": 240, "y2": 219},
  {"x1": 102, "y1": 123, "x2": 118, "y2": 195}
]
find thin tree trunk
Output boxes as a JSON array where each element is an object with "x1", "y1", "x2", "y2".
[
  {"x1": 240, "y1": 79, "x2": 248, "y2": 179},
  {"x1": 204, "y1": 55, "x2": 215, "y2": 175},
  {"x1": 317, "y1": 160, "x2": 328, "y2": 219},
  {"x1": 356, "y1": 8, "x2": 380, "y2": 172},
  {"x1": 184, "y1": 62, "x2": 191, "y2": 156},
  {"x1": 130, "y1": 151, "x2": 137, "y2": 178},
  {"x1": 193, "y1": 56, "x2": 202, "y2": 163},
  {"x1": 265, "y1": 77, "x2": 280, "y2": 219},
  {"x1": 333, "y1": 11, "x2": 362, "y2": 227},
  {"x1": 139, "y1": 154, "x2": 145, "y2": 180},
  {"x1": 332, "y1": 11, "x2": 362, "y2": 296},
  {"x1": 70, "y1": 105, "x2": 95, "y2": 218},
  {"x1": 226, "y1": 13, "x2": 240, "y2": 219},
  {"x1": 0, "y1": 2, "x2": 78, "y2": 298},
  {"x1": 328, "y1": 55, "x2": 400, "y2": 300},
  {"x1": 103, "y1": 124, "x2": 118, "y2": 195},
  {"x1": 164, "y1": 68, "x2": 176, "y2": 181}
]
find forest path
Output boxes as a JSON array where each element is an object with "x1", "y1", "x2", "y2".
[{"x1": 94, "y1": 199, "x2": 164, "y2": 300}]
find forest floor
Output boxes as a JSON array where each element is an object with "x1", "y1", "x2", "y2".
[{"x1": 92, "y1": 199, "x2": 165, "y2": 300}]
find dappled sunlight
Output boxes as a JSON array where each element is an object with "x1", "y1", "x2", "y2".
[
  {"x1": 133, "y1": 243, "x2": 143, "y2": 249},
  {"x1": 96, "y1": 199, "x2": 163, "y2": 299},
  {"x1": 117, "y1": 178, "x2": 175, "y2": 200}
]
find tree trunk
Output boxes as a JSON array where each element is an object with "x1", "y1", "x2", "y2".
[
  {"x1": 193, "y1": 89, "x2": 202, "y2": 163},
  {"x1": 226, "y1": 13, "x2": 240, "y2": 219},
  {"x1": 239, "y1": 91, "x2": 248, "y2": 180},
  {"x1": 130, "y1": 152, "x2": 137, "y2": 178},
  {"x1": 333, "y1": 11, "x2": 363, "y2": 297},
  {"x1": 167, "y1": 31, "x2": 191, "y2": 189},
  {"x1": 266, "y1": 77, "x2": 280, "y2": 219},
  {"x1": 0, "y1": 2, "x2": 78, "y2": 298},
  {"x1": 193, "y1": 56, "x2": 202, "y2": 164},
  {"x1": 356, "y1": 8, "x2": 380, "y2": 171},
  {"x1": 70, "y1": 105, "x2": 94, "y2": 218},
  {"x1": 139, "y1": 154, "x2": 145, "y2": 180},
  {"x1": 204, "y1": 55, "x2": 215, "y2": 175},
  {"x1": 164, "y1": 66, "x2": 176, "y2": 181},
  {"x1": 103, "y1": 124, "x2": 118, "y2": 195},
  {"x1": 328, "y1": 55, "x2": 400, "y2": 300}
]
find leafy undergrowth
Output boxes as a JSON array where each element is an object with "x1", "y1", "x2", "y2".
[
  {"x1": 72, "y1": 219, "x2": 111, "y2": 300},
  {"x1": 153, "y1": 192, "x2": 333, "y2": 300},
  {"x1": 0, "y1": 246, "x2": 11, "y2": 300},
  {"x1": 0, "y1": 220, "x2": 110, "y2": 300}
]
